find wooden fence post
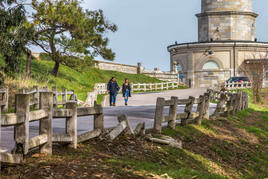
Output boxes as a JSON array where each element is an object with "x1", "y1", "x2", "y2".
[
  {"x1": 181, "y1": 96, "x2": 195, "y2": 126},
  {"x1": 168, "y1": 96, "x2": 178, "y2": 129},
  {"x1": 14, "y1": 94, "x2": 30, "y2": 155},
  {"x1": 70, "y1": 90, "x2": 77, "y2": 101},
  {"x1": 39, "y1": 92, "x2": 53, "y2": 154},
  {"x1": 66, "y1": 101, "x2": 77, "y2": 149},
  {"x1": 203, "y1": 92, "x2": 211, "y2": 120},
  {"x1": 161, "y1": 83, "x2": 164, "y2": 90},
  {"x1": 94, "y1": 102, "x2": 104, "y2": 130},
  {"x1": 62, "y1": 88, "x2": 68, "y2": 108},
  {"x1": 224, "y1": 94, "x2": 232, "y2": 117},
  {"x1": 52, "y1": 86, "x2": 58, "y2": 108},
  {"x1": 212, "y1": 92, "x2": 227, "y2": 118},
  {"x1": 154, "y1": 97, "x2": 165, "y2": 134},
  {"x1": 196, "y1": 95, "x2": 205, "y2": 125},
  {"x1": 3, "y1": 88, "x2": 8, "y2": 113},
  {"x1": 33, "y1": 86, "x2": 40, "y2": 109}
]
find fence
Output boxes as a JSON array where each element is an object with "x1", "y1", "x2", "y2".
[
  {"x1": 84, "y1": 82, "x2": 182, "y2": 107},
  {"x1": 0, "y1": 90, "x2": 103, "y2": 164},
  {"x1": 131, "y1": 82, "x2": 180, "y2": 92},
  {"x1": 153, "y1": 89, "x2": 249, "y2": 134},
  {"x1": 0, "y1": 88, "x2": 8, "y2": 113},
  {"x1": 1, "y1": 87, "x2": 249, "y2": 165},
  {"x1": 223, "y1": 81, "x2": 252, "y2": 90}
]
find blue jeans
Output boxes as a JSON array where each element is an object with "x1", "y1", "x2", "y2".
[
  {"x1": 124, "y1": 90, "x2": 130, "y2": 103},
  {"x1": 110, "y1": 92, "x2": 117, "y2": 105}
]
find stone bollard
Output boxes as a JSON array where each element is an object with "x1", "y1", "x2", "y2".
[
  {"x1": 14, "y1": 94, "x2": 30, "y2": 155},
  {"x1": 181, "y1": 96, "x2": 195, "y2": 126},
  {"x1": 33, "y1": 86, "x2": 40, "y2": 109},
  {"x1": 168, "y1": 96, "x2": 178, "y2": 129},
  {"x1": 66, "y1": 101, "x2": 78, "y2": 149},
  {"x1": 39, "y1": 92, "x2": 53, "y2": 154},
  {"x1": 153, "y1": 97, "x2": 165, "y2": 134},
  {"x1": 94, "y1": 102, "x2": 104, "y2": 130}
]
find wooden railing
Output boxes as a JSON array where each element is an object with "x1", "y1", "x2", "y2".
[
  {"x1": 1, "y1": 90, "x2": 102, "y2": 164},
  {"x1": 153, "y1": 89, "x2": 249, "y2": 134},
  {"x1": 19, "y1": 86, "x2": 77, "y2": 108}
]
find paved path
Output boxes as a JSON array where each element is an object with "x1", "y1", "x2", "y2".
[{"x1": 1, "y1": 88, "x2": 214, "y2": 152}]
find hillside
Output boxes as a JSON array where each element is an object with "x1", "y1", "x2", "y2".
[
  {"x1": 0, "y1": 57, "x2": 162, "y2": 100},
  {"x1": 1, "y1": 91, "x2": 268, "y2": 178}
]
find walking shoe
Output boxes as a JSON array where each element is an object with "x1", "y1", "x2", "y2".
[{"x1": 125, "y1": 102, "x2": 128, "y2": 106}]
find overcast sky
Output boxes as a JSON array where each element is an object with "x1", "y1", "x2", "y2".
[{"x1": 40, "y1": 0, "x2": 268, "y2": 71}]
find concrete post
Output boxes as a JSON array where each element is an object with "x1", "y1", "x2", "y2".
[
  {"x1": 52, "y1": 86, "x2": 58, "y2": 108},
  {"x1": 137, "y1": 62, "x2": 142, "y2": 74},
  {"x1": 203, "y1": 92, "x2": 211, "y2": 120},
  {"x1": 154, "y1": 98, "x2": 165, "y2": 134},
  {"x1": 213, "y1": 92, "x2": 227, "y2": 118},
  {"x1": 3, "y1": 88, "x2": 8, "y2": 113},
  {"x1": 33, "y1": 86, "x2": 40, "y2": 109},
  {"x1": 181, "y1": 96, "x2": 195, "y2": 126},
  {"x1": 70, "y1": 90, "x2": 77, "y2": 101},
  {"x1": 62, "y1": 88, "x2": 68, "y2": 108},
  {"x1": 196, "y1": 95, "x2": 205, "y2": 125},
  {"x1": 168, "y1": 96, "x2": 178, "y2": 129},
  {"x1": 14, "y1": 94, "x2": 30, "y2": 155},
  {"x1": 39, "y1": 92, "x2": 53, "y2": 154},
  {"x1": 94, "y1": 103, "x2": 104, "y2": 130},
  {"x1": 66, "y1": 101, "x2": 77, "y2": 149}
]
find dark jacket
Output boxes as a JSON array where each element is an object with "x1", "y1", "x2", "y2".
[
  {"x1": 122, "y1": 83, "x2": 131, "y2": 97},
  {"x1": 107, "y1": 80, "x2": 120, "y2": 95}
]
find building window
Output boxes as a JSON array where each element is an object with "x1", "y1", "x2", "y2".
[{"x1": 202, "y1": 61, "x2": 220, "y2": 70}]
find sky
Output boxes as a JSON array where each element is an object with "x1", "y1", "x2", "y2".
[{"x1": 37, "y1": 0, "x2": 268, "y2": 71}]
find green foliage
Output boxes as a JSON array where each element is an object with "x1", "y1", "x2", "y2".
[
  {"x1": 32, "y1": 0, "x2": 117, "y2": 76},
  {"x1": 0, "y1": 1, "x2": 33, "y2": 75},
  {"x1": 2, "y1": 56, "x2": 161, "y2": 100}
]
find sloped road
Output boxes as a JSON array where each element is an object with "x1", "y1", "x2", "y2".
[{"x1": 1, "y1": 88, "x2": 215, "y2": 151}]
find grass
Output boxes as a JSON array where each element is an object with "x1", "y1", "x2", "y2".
[
  {"x1": 0, "y1": 56, "x2": 164, "y2": 101},
  {"x1": 2, "y1": 91, "x2": 268, "y2": 178}
]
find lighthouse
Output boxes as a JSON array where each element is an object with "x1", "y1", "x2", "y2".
[{"x1": 168, "y1": 0, "x2": 268, "y2": 88}]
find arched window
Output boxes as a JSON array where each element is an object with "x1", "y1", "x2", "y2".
[{"x1": 202, "y1": 61, "x2": 220, "y2": 70}]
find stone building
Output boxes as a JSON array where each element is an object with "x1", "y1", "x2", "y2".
[{"x1": 168, "y1": 0, "x2": 268, "y2": 88}]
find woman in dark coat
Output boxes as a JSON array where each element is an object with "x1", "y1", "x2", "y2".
[{"x1": 122, "y1": 79, "x2": 131, "y2": 106}]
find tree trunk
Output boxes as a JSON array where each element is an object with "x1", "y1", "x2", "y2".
[
  {"x1": 51, "y1": 61, "x2": 60, "y2": 77},
  {"x1": 26, "y1": 49, "x2": 31, "y2": 80}
]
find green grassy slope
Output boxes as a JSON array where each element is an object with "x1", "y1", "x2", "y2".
[
  {"x1": 30, "y1": 60, "x2": 162, "y2": 100},
  {"x1": 1, "y1": 56, "x2": 162, "y2": 100}
]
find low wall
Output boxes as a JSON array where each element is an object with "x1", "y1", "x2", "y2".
[
  {"x1": 94, "y1": 60, "x2": 138, "y2": 74},
  {"x1": 95, "y1": 60, "x2": 179, "y2": 82}
]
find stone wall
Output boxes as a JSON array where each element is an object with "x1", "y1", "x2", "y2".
[
  {"x1": 168, "y1": 42, "x2": 268, "y2": 88},
  {"x1": 95, "y1": 60, "x2": 138, "y2": 74},
  {"x1": 201, "y1": 0, "x2": 252, "y2": 12},
  {"x1": 95, "y1": 60, "x2": 179, "y2": 82},
  {"x1": 197, "y1": 0, "x2": 258, "y2": 42}
]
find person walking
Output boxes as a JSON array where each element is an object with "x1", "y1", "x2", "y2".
[
  {"x1": 107, "y1": 77, "x2": 120, "y2": 106},
  {"x1": 122, "y1": 79, "x2": 131, "y2": 106}
]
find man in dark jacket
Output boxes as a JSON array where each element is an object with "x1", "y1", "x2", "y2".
[{"x1": 107, "y1": 77, "x2": 120, "y2": 106}]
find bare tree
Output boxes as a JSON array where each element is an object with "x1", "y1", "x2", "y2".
[{"x1": 239, "y1": 52, "x2": 268, "y2": 103}]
